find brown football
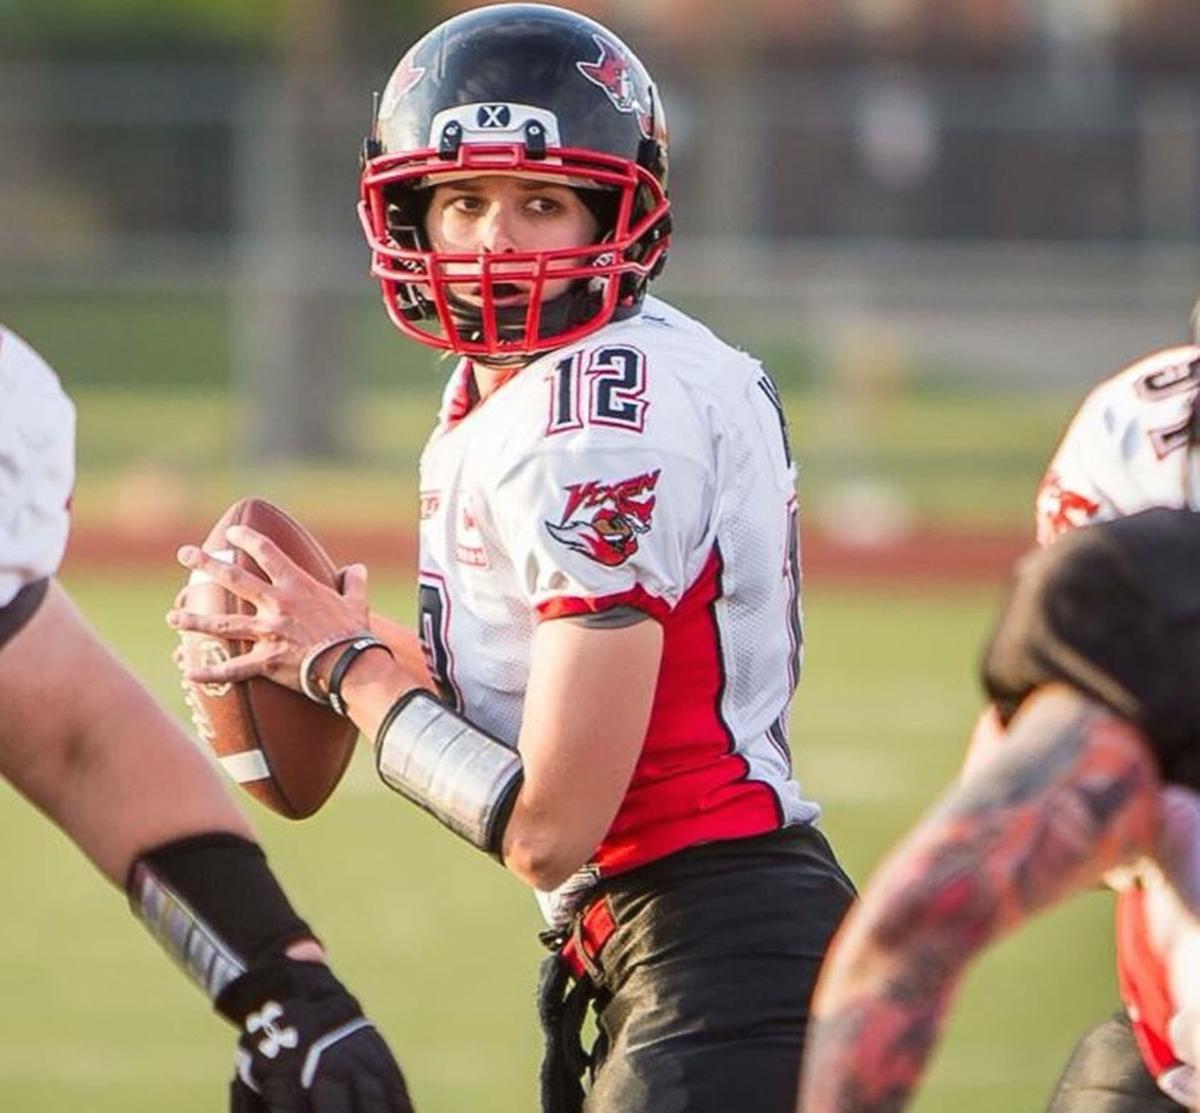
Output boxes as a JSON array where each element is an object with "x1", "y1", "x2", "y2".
[{"x1": 177, "y1": 497, "x2": 359, "y2": 819}]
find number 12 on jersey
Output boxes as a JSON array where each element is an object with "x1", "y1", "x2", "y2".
[{"x1": 546, "y1": 346, "x2": 649, "y2": 435}]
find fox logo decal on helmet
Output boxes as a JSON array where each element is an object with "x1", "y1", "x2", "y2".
[{"x1": 577, "y1": 34, "x2": 655, "y2": 140}]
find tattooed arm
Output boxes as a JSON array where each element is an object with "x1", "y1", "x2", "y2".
[{"x1": 798, "y1": 685, "x2": 1162, "y2": 1113}]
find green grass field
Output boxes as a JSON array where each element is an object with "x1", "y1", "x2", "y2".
[
  {"x1": 0, "y1": 572, "x2": 1118, "y2": 1112},
  {"x1": 7, "y1": 292, "x2": 1082, "y2": 535},
  {"x1": 65, "y1": 382, "x2": 1075, "y2": 543}
]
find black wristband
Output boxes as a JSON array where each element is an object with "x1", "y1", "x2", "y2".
[
  {"x1": 128, "y1": 833, "x2": 313, "y2": 1001},
  {"x1": 327, "y1": 635, "x2": 393, "y2": 718},
  {"x1": 0, "y1": 577, "x2": 50, "y2": 649}
]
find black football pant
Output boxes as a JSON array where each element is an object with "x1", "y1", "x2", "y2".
[
  {"x1": 566, "y1": 825, "x2": 855, "y2": 1113},
  {"x1": 1045, "y1": 1012, "x2": 1184, "y2": 1112}
]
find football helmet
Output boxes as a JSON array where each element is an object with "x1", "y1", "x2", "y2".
[{"x1": 358, "y1": 3, "x2": 671, "y2": 360}]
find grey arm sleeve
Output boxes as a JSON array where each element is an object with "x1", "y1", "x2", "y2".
[{"x1": 375, "y1": 691, "x2": 523, "y2": 857}]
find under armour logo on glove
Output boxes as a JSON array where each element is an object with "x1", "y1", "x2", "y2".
[
  {"x1": 218, "y1": 958, "x2": 414, "y2": 1112},
  {"x1": 245, "y1": 1001, "x2": 299, "y2": 1059}
]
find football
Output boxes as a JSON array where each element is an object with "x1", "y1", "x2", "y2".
[{"x1": 177, "y1": 497, "x2": 359, "y2": 819}]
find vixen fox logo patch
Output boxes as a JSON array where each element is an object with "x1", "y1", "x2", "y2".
[
  {"x1": 1036, "y1": 471, "x2": 1102, "y2": 544},
  {"x1": 545, "y1": 469, "x2": 659, "y2": 567}
]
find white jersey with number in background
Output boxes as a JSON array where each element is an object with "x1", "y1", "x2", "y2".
[
  {"x1": 1037, "y1": 341, "x2": 1200, "y2": 1107},
  {"x1": 1037, "y1": 344, "x2": 1200, "y2": 542},
  {"x1": 415, "y1": 295, "x2": 819, "y2": 919},
  {"x1": 0, "y1": 326, "x2": 75, "y2": 607}
]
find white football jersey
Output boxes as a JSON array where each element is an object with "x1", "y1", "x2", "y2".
[
  {"x1": 1035, "y1": 342, "x2": 1200, "y2": 1102},
  {"x1": 416, "y1": 295, "x2": 819, "y2": 909},
  {"x1": 1037, "y1": 344, "x2": 1200, "y2": 543},
  {"x1": 0, "y1": 327, "x2": 75, "y2": 607}
]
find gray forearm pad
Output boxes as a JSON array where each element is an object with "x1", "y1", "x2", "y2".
[
  {"x1": 131, "y1": 861, "x2": 246, "y2": 1000},
  {"x1": 375, "y1": 690, "x2": 523, "y2": 856}
]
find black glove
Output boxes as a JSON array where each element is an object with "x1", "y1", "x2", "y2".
[{"x1": 217, "y1": 958, "x2": 414, "y2": 1113}]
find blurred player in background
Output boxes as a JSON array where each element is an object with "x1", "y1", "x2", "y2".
[
  {"x1": 0, "y1": 324, "x2": 413, "y2": 1113},
  {"x1": 1021, "y1": 299, "x2": 1200, "y2": 1111},
  {"x1": 799, "y1": 504, "x2": 1200, "y2": 1112},
  {"x1": 798, "y1": 308, "x2": 1200, "y2": 1112},
  {"x1": 169, "y1": 5, "x2": 855, "y2": 1111}
]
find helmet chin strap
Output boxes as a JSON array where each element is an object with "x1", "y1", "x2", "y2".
[{"x1": 446, "y1": 280, "x2": 606, "y2": 367}]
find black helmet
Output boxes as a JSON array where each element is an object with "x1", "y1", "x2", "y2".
[{"x1": 358, "y1": 3, "x2": 671, "y2": 359}]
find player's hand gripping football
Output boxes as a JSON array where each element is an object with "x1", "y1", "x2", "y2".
[
  {"x1": 168, "y1": 525, "x2": 374, "y2": 693},
  {"x1": 219, "y1": 957, "x2": 414, "y2": 1113}
]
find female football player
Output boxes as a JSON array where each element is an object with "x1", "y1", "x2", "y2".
[{"x1": 170, "y1": 6, "x2": 855, "y2": 1111}]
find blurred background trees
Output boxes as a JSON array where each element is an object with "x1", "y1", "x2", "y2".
[{"x1": 2, "y1": 0, "x2": 1197, "y2": 482}]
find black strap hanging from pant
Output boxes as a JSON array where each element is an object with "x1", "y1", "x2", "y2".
[{"x1": 536, "y1": 945, "x2": 596, "y2": 1113}]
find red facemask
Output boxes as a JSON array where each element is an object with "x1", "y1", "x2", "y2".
[{"x1": 359, "y1": 142, "x2": 670, "y2": 359}]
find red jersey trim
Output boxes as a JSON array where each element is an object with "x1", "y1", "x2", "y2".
[
  {"x1": 589, "y1": 545, "x2": 784, "y2": 875},
  {"x1": 535, "y1": 584, "x2": 673, "y2": 623},
  {"x1": 443, "y1": 361, "x2": 523, "y2": 428},
  {"x1": 1116, "y1": 886, "x2": 1180, "y2": 1082}
]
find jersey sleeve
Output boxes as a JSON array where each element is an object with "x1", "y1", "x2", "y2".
[
  {"x1": 488, "y1": 430, "x2": 714, "y2": 622},
  {"x1": 0, "y1": 329, "x2": 76, "y2": 607}
]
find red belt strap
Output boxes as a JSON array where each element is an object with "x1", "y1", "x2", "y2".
[{"x1": 560, "y1": 897, "x2": 616, "y2": 981}]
